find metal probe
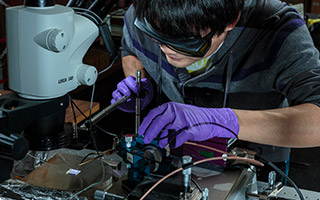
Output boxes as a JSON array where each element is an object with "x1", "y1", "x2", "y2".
[
  {"x1": 90, "y1": 95, "x2": 131, "y2": 125},
  {"x1": 135, "y1": 70, "x2": 141, "y2": 135},
  {"x1": 94, "y1": 190, "x2": 125, "y2": 200},
  {"x1": 82, "y1": 71, "x2": 141, "y2": 129}
]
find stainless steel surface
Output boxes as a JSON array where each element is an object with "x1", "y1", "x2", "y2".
[
  {"x1": 226, "y1": 167, "x2": 258, "y2": 200},
  {"x1": 191, "y1": 167, "x2": 255, "y2": 200},
  {"x1": 268, "y1": 171, "x2": 276, "y2": 189},
  {"x1": 258, "y1": 181, "x2": 320, "y2": 200}
]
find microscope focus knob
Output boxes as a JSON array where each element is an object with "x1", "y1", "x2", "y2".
[
  {"x1": 77, "y1": 64, "x2": 98, "y2": 86},
  {"x1": 47, "y1": 29, "x2": 69, "y2": 52},
  {"x1": 0, "y1": 133, "x2": 29, "y2": 161}
]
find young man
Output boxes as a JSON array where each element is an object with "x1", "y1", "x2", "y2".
[{"x1": 111, "y1": 0, "x2": 320, "y2": 179}]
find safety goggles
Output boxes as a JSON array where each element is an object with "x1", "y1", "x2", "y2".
[{"x1": 134, "y1": 17, "x2": 214, "y2": 57}]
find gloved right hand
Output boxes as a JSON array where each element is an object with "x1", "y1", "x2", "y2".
[
  {"x1": 138, "y1": 102, "x2": 239, "y2": 148},
  {"x1": 111, "y1": 76, "x2": 154, "y2": 113}
]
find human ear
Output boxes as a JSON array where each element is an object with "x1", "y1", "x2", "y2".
[{"x1": 226, "y1": 13, "x2": 241, "y2": 31}]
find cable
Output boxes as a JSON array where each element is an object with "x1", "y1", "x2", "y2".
[
  {"x1": 64, "y1": 15, "x2": 118, "y2": 193},
  {"x1": 95, "y1": 124, "x2": 117, "y2": 137},
  {"x1": 185, "y1": 141, "x2": 263, "y2": 166},
  {"x1": 175, "y1": 122, "x2": 238, "y2": 139},
  {"x1": 89, "y1": 84, "x2": 95, "y2": 120},
  {"x1": 0, "y1": 0, "x2": 9, "y2": 7},
  {"x1": 79, "y1": 152, "x2": 100, "y2": 164},
  {"x1": 75, "y1": 11, "x2": 100, "y2": 25},
  {"x1": 71, "y1": 99, "x2": 118, "y2": 137},
  {"x1": 73, "y1": 7, "x2": 119, "y2": 60},
  {"x1": 70, "y1": 99, "x2": 87, "y2": 118},
  {"x1": 79, "y1": 153, "x2": 103, "y2": 166},
  {"x1": 0, "y1": 46, "x2": 7, "y2": 60},
  {"x1": 70, "y1": 63, "x2": 124, "y2": 195},
  {"x1": 87, "y1": 84, "x2": 102, "y2": 155},
  {"x1": 69, "y1": 95, "x2": 78, "y2": 139},
  {"x1": 98, "y1": 53, "x2": 119, "y2": 75},
  {"x1": 139, "y1": 156, "x2": 264, "y2": 200},
  {"x1": 158, "y1": 122, "x2": 238, "y2": 148},
  {"x1": 71, "y1": 7, "x2": 103, "y2": 23},
  {"x1": 71, "y1": 159, "x2": 106, "y2": 198},
  {"x1": 185, "y1": 140, "x2": 261, "y2": 172},
  {"x1": 79, "y1": 148, "x2": 115, "y2": 166},
  {"x1": 191, "y1": 177, "x2": 202, "y2": 193},
  {"x1": 88, "y1": 83, "x2": 118, "y2": 146},
  {"x1": 256, "y1": 155, "x2": 304, "y2": 200},
  {"x1": 69, "y1": 84, "x2": 105, "y2": 198}
]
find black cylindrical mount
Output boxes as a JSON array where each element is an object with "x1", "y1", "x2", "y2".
[{"x1": 24, "y1": 0, "x2": 55, "y2": 7}]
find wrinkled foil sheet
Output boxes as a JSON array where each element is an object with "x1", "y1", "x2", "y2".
[{"x1": 0, "y1": 179, "x2": 87, "y2": 200}]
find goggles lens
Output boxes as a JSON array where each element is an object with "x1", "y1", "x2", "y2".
[{"x1": 134, "y1": 17, "x2": 213, "y2": 57}]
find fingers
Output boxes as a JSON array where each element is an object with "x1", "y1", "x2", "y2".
[
  {"x1": 138, "y1": 103, "x2": 175, "y2": 144},
  {"x1": 174, "y1": 130, "x2": 191, "y2": 148},
  {"x1": 124, "y1": 76, "x2": 139, "y2": 93},
  {"x1": 159, "y1": 128, "x2": 190, "y2": 149},
  {"x1": 158, "y1": 136, "x2": 168, "y2": 148},
  {"x1": 118, "y1": 78, "x2": 134, "y2": 96},
  {"x1": 111, "y1": 89, "x2": 125, "y2": 103},
  {"x1": 138, "y1": 104, "x2": 167, "y2": 136},
  {"x1": 111, "y1": 76, "x2": 137, "y2": 103},
  {"x1": 140, "y1": 78, "x2": 152, "y2": 91},
  {"x1": 157, "y1": 125, "x2": 175, "y2": 148}
]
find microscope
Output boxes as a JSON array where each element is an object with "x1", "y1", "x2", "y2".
[{"x1": 0, "y1": 0, "x2": 118, "y2": 182}]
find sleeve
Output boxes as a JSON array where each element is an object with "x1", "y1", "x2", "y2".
[
  {"x1": 120, "y1": 5, "x2": 136, "y2": 58},
  {"x1": 274, "y1": 22, "x2": 320, "y2": 107}
]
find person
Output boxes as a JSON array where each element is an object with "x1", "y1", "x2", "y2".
[{"x1": 111, "y1": 0, "x2": 320, "y2": 180}]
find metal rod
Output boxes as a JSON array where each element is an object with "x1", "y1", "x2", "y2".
[
  {"x1": 135, "y1": 70, "x2": 141, "y2": 135},
  {"x1": 91, "y1": 95, "x2": 130, "y2": 125}
]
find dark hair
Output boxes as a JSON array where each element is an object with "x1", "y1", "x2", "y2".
[{"x1": 133, "y1": 0, "x2": 245, "y2": 38}]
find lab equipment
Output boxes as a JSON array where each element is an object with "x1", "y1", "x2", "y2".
[{"x1": 0, "y1": 0, "x2": 117, "y2": 183}]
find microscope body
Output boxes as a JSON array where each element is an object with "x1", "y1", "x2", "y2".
[{"x1": 6, "y1": 4, "x2": 99, "y2": 99}]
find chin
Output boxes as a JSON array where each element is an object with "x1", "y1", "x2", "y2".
[
  {"x1": 167, "y1": 58, "x2": 193, "y2": 68},
  {"x1": 173, "y1": 63, "x2": 189, "y2": 68}
]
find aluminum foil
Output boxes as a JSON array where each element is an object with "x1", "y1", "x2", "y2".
[{"x1": 0, "y1": 179, "x2": 87, "y2": 200}]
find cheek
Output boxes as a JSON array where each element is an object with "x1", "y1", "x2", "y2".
[
  {"x1": 160, "y1": 46, "x2": 203, "y2": 67},
  {"x1": 160, "y1": 45, "x2": 175, "y2": 55}
]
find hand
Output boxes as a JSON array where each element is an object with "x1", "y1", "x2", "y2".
[
  {"x1": 138, "y1": 102, "x2": 239, "y2": 148},
  {"x1": 111, "y1": 76, "x2": 153, "y2": 113}
]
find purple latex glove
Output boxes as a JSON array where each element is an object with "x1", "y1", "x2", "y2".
[
  {"x1": 138, "y1": 102, "x2": 239, "y2": 148},
  {"x1": 111, "y1": 76, "x2": 153, "y2": 113}
]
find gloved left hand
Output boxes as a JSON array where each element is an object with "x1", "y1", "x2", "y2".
[
  {"x1": 138, "y1": 102, "x2": 239, "y2": 148},
  {"x1": 111, "y1": 76, "x2": 154, "y2": 113}
]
